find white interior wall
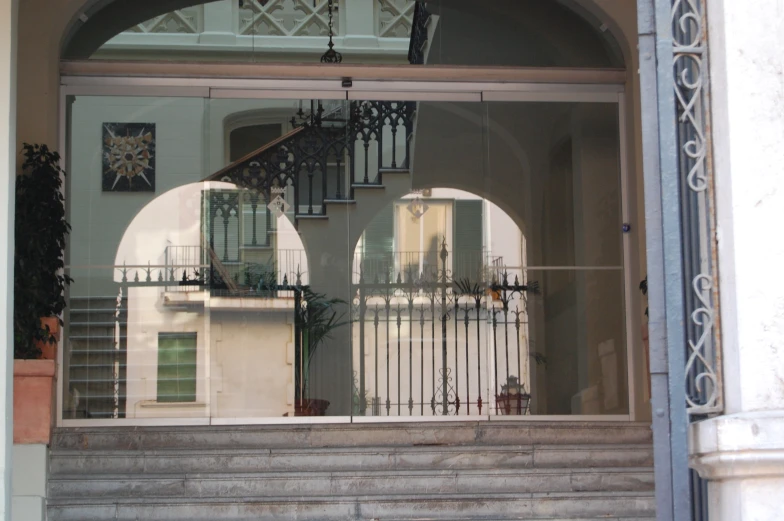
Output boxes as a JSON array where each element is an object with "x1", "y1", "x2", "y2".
[{"x1": 1, "y1": 0, "x2": 17, "y2": 518}]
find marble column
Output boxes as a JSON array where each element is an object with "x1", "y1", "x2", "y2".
[
  {"x1": 690, "y1": 1, "x2": 784, "y2": 520},
  {"x1": 0, "y1": 1, "x2": 18, "y2": 519}
]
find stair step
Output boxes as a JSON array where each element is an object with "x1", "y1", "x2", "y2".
[
  {"x1": 69, "y1": 335, "x2": 127, "y2": 341},
  {"x1": 295, "y1": 214, "x2": 329, "y2": 220},
  {"x1": 323, "y1": 199, "x2": 357, "y2": 204},
  {"x1": 352, "y1": 183, "x2": 385, "y2": 189},
  {"x1": 50, "y1": 445, "x2": 652, "y2": 475},
  {"x1": 46, "y1": 492, "x2": 655, "y2": 521},
  {"x1": 49, "y1": 468, "x2": 654, "y2": 499},
  {"x1": 69, "y1": 321, "x2": 122, "y2": 327},
  {"x1": 51, "y1": 422, "x2": 652, "y2": 451},
  {"x1": 379, "y1": 168, "x2": 410, "y2": 174}
]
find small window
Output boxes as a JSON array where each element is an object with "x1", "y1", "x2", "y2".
[{"x1": 157, "y1": 333, "x2": 197, "y2": 403}]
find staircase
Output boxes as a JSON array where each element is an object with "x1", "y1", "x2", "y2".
[
  {"x1": 47, "y1": 422, "x2": 655, "y2": 520},
  {"x1": 65, "y1": 296, "x2": 127, "y2": 419}
]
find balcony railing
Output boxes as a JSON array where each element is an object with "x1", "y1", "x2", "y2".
[{"x1": 101, "y1": 0, "x2": 416, "y2": 58}]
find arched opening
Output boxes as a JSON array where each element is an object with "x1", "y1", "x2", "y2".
[
  {"x1": 59, "y1": 0, "x2": 641, "y2": 423},
  {"x1": 61, "y1": 0, "x2": 627, "y2": 70},
  {"x1": 63, "y1": 176, "x2": 309, "y2": 420}
]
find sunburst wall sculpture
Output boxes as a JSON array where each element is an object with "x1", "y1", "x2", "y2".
[{"x1": 102, "y1": 122, "x2": 156, "y2": 192}]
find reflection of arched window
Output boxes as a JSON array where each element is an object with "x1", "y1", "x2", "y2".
[{"x1": 360, "y1": 190, "x2": 488, "y2": 283}]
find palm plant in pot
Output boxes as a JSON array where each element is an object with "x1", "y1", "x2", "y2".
[
  {"x1": 294, "y1": 287, "x2": 347, "y2": 416},
  {"x1": 13, "y1": 144, "x2": 73, "y2": 444}
]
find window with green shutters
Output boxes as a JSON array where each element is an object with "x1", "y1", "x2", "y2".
[
  {"x1": 453, "y1": 200, "x2": 484, "y2": 281},
  {"x1": 157, "y1": 333, "x2": 197, "y2": 403},
  {"x1": 362, "y1": 204, "x2": 395, "y2": 282},
  {"x1": 361, "y1": 198, "x2": 484, "y2": 281}
]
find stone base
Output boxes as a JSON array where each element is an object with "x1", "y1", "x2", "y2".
[
  {"x1": 12, "y1": 444, "x2": 48, "y2": 521},
  {"x1": 690, "y1": 410, "x2": 784, "y2": 521}
]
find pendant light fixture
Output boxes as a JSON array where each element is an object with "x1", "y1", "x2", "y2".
[{"x1": 320, "y1": 0, "x2": 343, "y2": 63}]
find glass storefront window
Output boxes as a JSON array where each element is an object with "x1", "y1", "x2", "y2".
[{"x1": 63, "y1": 92, "x2": 630, "y2": 423}]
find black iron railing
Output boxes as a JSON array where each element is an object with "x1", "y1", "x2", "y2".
[{"x1": 352, "y1": 240, "x2": 539, "y2": 417}]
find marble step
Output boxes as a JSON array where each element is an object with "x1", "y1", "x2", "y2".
[
  {"x1": 51, "y1": 422, "x2": 653, "y2": 451},
  {"x1": 48, "y1": 467, "x2": 654, "y2": 499},
  {"x1": 50, "y1": 444, "x2": 652, "y2": 475},
  {"x1": 47, "y1": 491, "x2": 655, "y2": 521}
]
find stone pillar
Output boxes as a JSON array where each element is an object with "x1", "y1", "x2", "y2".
[
  {"x1": 0, "y1": 1, "x2": 18, "y2": 519},
  {"x1": 690, "y1": 1, "x2": 784, "y2": 520},
  {"x1": 200, "y1": 1, "x2": 237, "y2": 46},
  {"x1": 342, "y1": 0, "x2": 377, "y2": 48}
]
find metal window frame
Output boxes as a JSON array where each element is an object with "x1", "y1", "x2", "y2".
[
  {"x1": 57, "y1": 65, "x2": 640, "y2": 428},
  {"x1": 636, "y1": 0, "x2": 721, "y2": 520}
]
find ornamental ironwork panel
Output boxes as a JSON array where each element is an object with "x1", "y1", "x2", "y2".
[
  {"x1": 408, "y1": 2, "x2": 431, "y2": 65},
  {"x1": 214, "y1": 100, "x2": 416, "y2": 216},
  {"x1": 671, "y1": 0, "x2": 722, "y2": 418},
  {"x1": 127, "y1": 6, "x2": 202, "y2": 34},
  {"x1": 378, "y1": 0, "x2": 416, "y2": 38},
  {"x1": 239, "y1": 0, "x2": 337, "y2": 37}
]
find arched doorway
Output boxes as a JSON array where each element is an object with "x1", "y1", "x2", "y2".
[{"x1": 58, "y1": 1, "x2": 644, "y2": 424}]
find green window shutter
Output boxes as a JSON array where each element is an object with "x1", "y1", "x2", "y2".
[
  {"x1": 157, "y1": 333, "x2": 197, "y2": 403},
  {"x1": 362, "y1": 204, "x2": 395, "y2": 282},
  {"x1": 242, "y1": 202, "x2": 269, "y2": 247},
  {"x1": 454, "y1": 200, "x2": 484, "y2": 282}
]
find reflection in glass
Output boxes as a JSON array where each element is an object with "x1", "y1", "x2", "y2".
[
  {"x1": 64, "y1": 95, "x2": 628, "y2": 422},
  {"x1": 78, "y1": 0, "x2": 622, "y2": 69}
]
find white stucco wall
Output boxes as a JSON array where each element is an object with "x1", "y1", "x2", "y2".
[{"x1": 690, "y1": 2, "x2": 784, "y2": 521}]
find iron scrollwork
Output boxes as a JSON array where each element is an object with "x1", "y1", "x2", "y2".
[{"x1": 672, "y1": 0, "x2": 722, "y2": 416}]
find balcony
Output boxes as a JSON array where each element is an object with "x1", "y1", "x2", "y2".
[{"x1": 96, "y1": 0, "x2": 416, "y2": 62}]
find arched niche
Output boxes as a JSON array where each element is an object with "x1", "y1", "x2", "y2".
[{"x1": 61, "y1": 0, "x2": 629, "y2": 67}]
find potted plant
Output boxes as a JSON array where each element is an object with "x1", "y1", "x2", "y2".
[
  {"x1": 640, "y1": 276, "x2": 650, "y2": 396},
  {"x1": 13, "y1": 143, "x2": 73, "y2": 444},
  {"x1": 294, "y1": 287, "x2": 347, "y2": 416}
]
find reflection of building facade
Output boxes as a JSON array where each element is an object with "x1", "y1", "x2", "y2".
[{"x1": 1, "y1": 1, "x2": 780, "y2": 521}]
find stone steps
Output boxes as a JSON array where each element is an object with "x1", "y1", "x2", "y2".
[
  {"x1": 50, "y1": 421, "x2": 653, "y2": 450},
  {"x1": 50, "y1": 444, "x2": 652, "y2": 474},
  {"x1": 47, "y1": 422, "x2": 654, "y2": 521},
  {"x1": 47, "y1": 492, "x2": 655, "y2": 521},
  {"x1": 49, "y1": 467, "x2": 654, "y2": 498}
]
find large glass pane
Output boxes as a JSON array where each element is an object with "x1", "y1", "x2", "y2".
[
  {"x1": 64, "y1": 93, "x2": 629, "y2": 422},
  {"x1": 65, "y1": 95, "x2": 211, "y2": 419},
  {"x1": 483, "y1": 100, "x2": 628, "y2": 415}
]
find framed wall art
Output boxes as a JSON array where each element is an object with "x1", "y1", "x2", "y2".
[{"x1": 102, "y1": 122, "x2": 156, "y2": 192}]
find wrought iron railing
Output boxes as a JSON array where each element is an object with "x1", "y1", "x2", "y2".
[
  {"x1": 408, "y1": 1, "x2": 431, "y2": 65},
  {"x1": 352, "y1": 240, "x2": 538, "y2": 417},
  {"x1": 208, "y1": 99, "x2": 416, "y2": 218},
  {"x1": 160, "y1": 245, "x2": 309, "y2": 295},
  {"x1": 353, "y1": 249, "x2": 496, "y2": 285}
]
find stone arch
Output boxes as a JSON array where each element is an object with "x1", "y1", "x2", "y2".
[
  {"x1": 59, "y1": 0, "x2": 632, "y2": 66},
  {"x1": 113, "y1": 180, "x2": 309, "y2": 283},
  {"x1": 350, "y1": 187, "x2": 526, "y2": 280}
]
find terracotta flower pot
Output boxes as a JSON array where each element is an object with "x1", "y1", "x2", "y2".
[
  {"x1": 294, "y1": 399, "x2": 330, "y2": 416},
  {"x1": 35, "y1": 316, "x2": 61, "y2": 360},
  {"x1": 13, "y1": 359, "x2": 56, "y2": 445}
]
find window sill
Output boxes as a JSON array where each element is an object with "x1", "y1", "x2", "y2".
[{"x1": 138, "y1": 400, "x2": 206, "y2": 409}]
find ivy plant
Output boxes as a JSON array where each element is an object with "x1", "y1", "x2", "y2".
[{"x1": 14, "y1": 144, "x2": 73, "y2": 359}]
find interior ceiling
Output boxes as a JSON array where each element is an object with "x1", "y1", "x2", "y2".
[{"x1": 62, "y1": 0, "x2": 626, "y2": 67}]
